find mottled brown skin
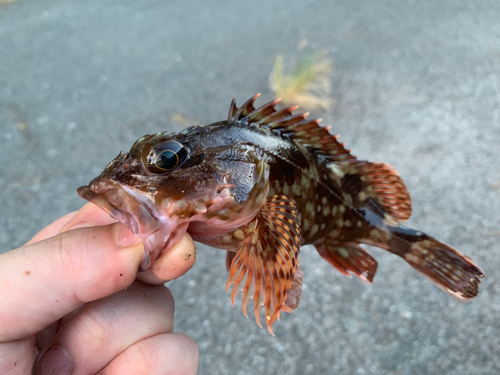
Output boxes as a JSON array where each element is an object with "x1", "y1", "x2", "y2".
[{"x1": 78, "y1": 94, "x2": 484, "y2": 335}]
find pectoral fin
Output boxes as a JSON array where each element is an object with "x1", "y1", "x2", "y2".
[
  {"x1": 281, "y1": 264, "x2": 303, "y2": 314},
  {"x1": 226, "y1": 195, "x2": 301, "y2": 335},
  {"x1": 226, "y1": 251, "x2": 236, "y2": 271}
]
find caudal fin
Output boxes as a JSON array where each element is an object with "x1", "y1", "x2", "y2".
[
  {"x1": 403, "y1": 237, "x2": 484, "y2": 299},
  {"x1": 382, "y1": 226, "x2": 485, "y2": 300}
]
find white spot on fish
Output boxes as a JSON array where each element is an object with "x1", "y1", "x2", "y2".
[
  {"x1": 342, "y1": 193, "x2": 353, "y2": 206},
  {"x1": 283, "y1": 183, "x2": 290, "y2": 196},
  {"x1": 338, "y1": 247, "x2": 349, "y2": 258},
  {"x1": 234, "y1": 230, "x2": 245, "y2": 240},
  {"x1": 328, "y1": 163, "x2": 345, "y2": 178},
  {"x1": 292, "y1": 183, "x2": 301, "y2": 196},
  {"x1": 301, "y1": 175, "x2": 309, "y2": 188},
  {"x1": 303, "y1": 219, "x2": 311, "y2": 231},
  {"x1": 306, "y1": 202, "x2": 315, "y2": 216},
  {"x1": 405, "y1": 254, "x2": 419, "y2": 263}
]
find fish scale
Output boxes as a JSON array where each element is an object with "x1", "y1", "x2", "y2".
[{"x1": 78, "y1": 94, "x2": 484, "y2": 335}]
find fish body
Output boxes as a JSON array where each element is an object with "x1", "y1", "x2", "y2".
[{"x1": 78, "y1": 94, "x2": 484, "y2": 334}]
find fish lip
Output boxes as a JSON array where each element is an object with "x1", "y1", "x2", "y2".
[
  {"x1": 78, "y1": 179, "x2": 188, "y2": 271},
  {"x1": 77, "y1": 181, "x2": 162, "y2": 239}
]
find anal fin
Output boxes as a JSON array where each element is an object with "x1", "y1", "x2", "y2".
[{"x1": 316, "y1": 240, "x2": 378, "y2": 283}]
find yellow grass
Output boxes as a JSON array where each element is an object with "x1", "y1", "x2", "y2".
[{"x1": 270, "y1": 41, "x2": 333, "y2": 110}]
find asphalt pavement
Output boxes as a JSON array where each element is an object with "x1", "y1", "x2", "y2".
[{"x1": 1, "y1": 1, "x2": 499, "y2": 374}]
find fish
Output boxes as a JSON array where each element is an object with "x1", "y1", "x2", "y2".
[{"x1": 77, "y1": 94, "x2": 485, "y2": 335}]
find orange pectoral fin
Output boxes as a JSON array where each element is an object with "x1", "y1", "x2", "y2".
[
  {"x1": 226, "y1": 195, "x2": 301, "y2": 335},
  {"x1": 316, "y1": 240, "x2": 378, "y2": 283},
  {"x1": 226, "y1": 251, "x2": 236, "y2": 271},
  {"x1": 281, "y1": 264, "x2": 303, "y2": 314}
]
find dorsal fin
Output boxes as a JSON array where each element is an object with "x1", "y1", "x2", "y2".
[
  {"x1": 356, "y1": 161, "x2": 412, "y2": 221},
  {"x1": 228, "y1": 94, "x2": 261, "y2": 121},
  {"x1": 229, "y1": 95, "x2": 355, "y2": 162},
  {"x1": 228, "y1": 95, "x2": 412, "y2": 220}
]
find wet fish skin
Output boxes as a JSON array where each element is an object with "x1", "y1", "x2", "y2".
[{"x1": 78, "y1": 94, "x2": 484, "y2": 334}]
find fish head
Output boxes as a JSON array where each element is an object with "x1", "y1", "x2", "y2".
[{"x1": 78, "y1": 124, "x2": 269, "y2": 269}]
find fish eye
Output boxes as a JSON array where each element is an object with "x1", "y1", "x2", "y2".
[{"x1": 144, "y1": 139, "x2": 188, "y2": 174}]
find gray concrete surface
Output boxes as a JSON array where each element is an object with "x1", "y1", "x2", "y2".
[{"x1": 1, "y1": 1, "x2": 499, "y2": 374}]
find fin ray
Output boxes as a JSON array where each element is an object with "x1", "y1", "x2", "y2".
[
  {"x1": 402, "y1": 237, "x2": 484, "y2": 300},
  {"x1": 226, "y1": 195, "x2": 301, "y2": 334},
  {"x1": 228, "y1": 96, "x2": 356, "y2": 162},
  {"x1": 363, "y1": 225, "x2": 485, "y2": 300},
  {"x1": 356, "y1": 161, "x2": 412, "y2": 221},
  {"x1": 316, "y1": 240, "x2": 378, "y2": 283},
  {"x1": 281, "y1": 265, "x2": 303, "y2": 314}
]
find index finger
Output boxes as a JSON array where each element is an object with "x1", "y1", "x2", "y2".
[{"x1": 26, "y1": 203, "x2": 117, "y2": 245}]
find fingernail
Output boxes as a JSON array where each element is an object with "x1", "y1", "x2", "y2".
[
  {"x1": 35, "y1": 344, "x2": 74, "y2": 375},
  {"x1": 114, "y1": 223, "x2": 142, "y2": 248}
]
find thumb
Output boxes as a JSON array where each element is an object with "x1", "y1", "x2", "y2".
[{"x1": 0, "y1": 222, "x2": 143, "y2": 342}]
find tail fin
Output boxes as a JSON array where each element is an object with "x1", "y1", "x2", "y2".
[{"x1": 368, "y1": 225, "x2": 484, "y2": 300}]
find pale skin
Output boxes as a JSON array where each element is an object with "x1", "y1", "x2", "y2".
[{"x1": 0, "y1": 203, "x2": 199, "y2": 375}]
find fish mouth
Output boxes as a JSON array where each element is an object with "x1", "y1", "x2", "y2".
[{"x1": 77, "y1": 179, "x2": 162, "y2": 270}]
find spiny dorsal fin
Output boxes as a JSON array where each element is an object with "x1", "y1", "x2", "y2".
[
  {"x1": 229, "y1": 95, "x2": 355, "y2": 162},
  {"x1": 228, "y1": 93, "x2": 261, "y2": 121}
]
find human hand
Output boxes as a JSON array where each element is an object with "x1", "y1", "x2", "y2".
[{"x1": 0, "y1": 203, "x2": 198, "y2": 375}]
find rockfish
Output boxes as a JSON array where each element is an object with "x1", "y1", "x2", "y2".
[{"x1": 78, "y1": 94, "x2": 484, "y2": 334}]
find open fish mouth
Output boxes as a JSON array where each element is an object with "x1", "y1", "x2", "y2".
[{"x1": 77, "y1": 179, "x2": 162, "y2": 269}]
